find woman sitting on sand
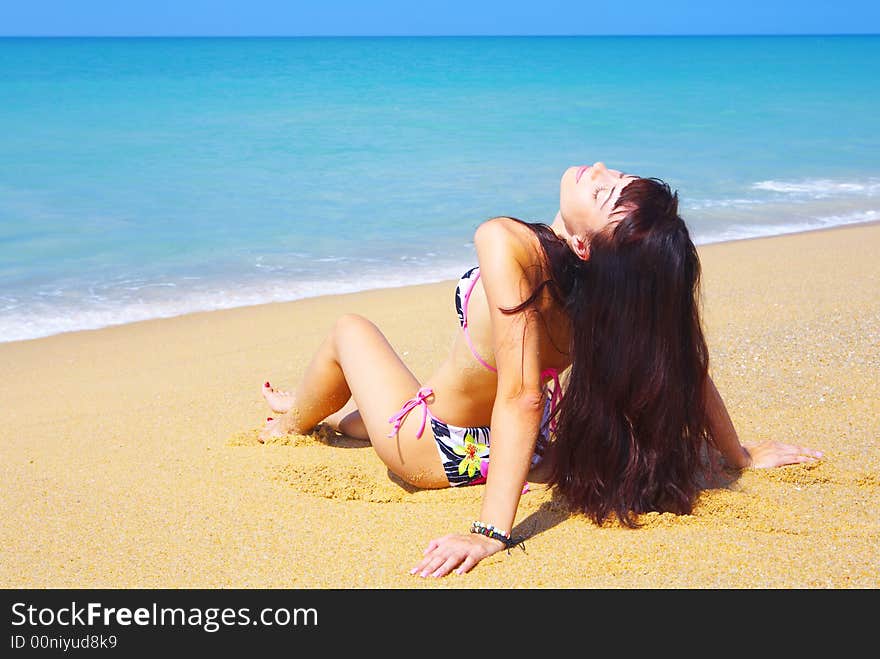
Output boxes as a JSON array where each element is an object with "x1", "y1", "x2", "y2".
[{"x1": 259, "y1": 161, "x2": 823, "y2": 578}]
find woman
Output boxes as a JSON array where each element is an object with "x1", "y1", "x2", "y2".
[{"x1": 259, "y1": 161, "x2": 823, "y2": 578}]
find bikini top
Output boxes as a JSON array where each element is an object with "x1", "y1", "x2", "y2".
[{"x1": 454, "y1": 266, "x2": 562, "y2": 431}]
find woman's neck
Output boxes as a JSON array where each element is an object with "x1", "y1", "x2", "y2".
[{"x1": 549, "y1": 210, "x2": 568, "y2": 239}]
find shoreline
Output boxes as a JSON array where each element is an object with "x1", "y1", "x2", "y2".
[
  {"x1": 1, "y1": 220, "x2": 878, "y2": 588},
  {"x1": 696, "y1": 216, "x2": 880, "y2": 246},
  {"x1": 4, "y1": 218, "x2": 880, "y2": 348}
]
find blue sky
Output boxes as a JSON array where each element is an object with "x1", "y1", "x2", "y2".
[{"x1": 1, "y1": 0, "x2": 879, "y2": 36}]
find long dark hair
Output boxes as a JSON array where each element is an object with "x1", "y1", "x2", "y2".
[{"x1": 506, "y1": 177, "x2": 715, "y2": 527}]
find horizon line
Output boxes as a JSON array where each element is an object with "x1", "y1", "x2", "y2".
[{"x1": 1, "y1": 32, "x2": 879, "y2": 38}]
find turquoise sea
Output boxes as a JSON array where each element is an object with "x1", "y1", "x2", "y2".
[{"x1": 1, "y1": 35, "x2": 879, "y2": 342}]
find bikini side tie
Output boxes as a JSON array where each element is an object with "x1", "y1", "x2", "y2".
[{"x1": 387, "y1": 386, "x2": 434, "y2": 439}]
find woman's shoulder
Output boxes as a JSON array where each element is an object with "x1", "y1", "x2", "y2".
[{"x1": 473, "y1": 216, "x2": 544, "y2": 266}]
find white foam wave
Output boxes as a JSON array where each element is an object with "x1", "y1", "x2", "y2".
[
  {"x1": 685, "y1": 197, "x2": 764, "y2": 210},
  {"x1": 0, "y1": 262, "x2": 474, "y2": 344},
  {"x1": 694, "y1": 209, "x2": 880, "y2": 245},
  {"x1": 687, "y1": 177, "x2": 880, "y2": 210},
  {"x1": 752, "y1": 178, "x2": 880, "y2": 198},
  {"x1": 3, "y1": 203, "x2": 878, "y2": 344}
]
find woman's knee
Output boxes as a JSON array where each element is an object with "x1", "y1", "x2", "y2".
[
  {"x1": 334, "y1": 312, "x2": 368, "y2": 330},
  {"x1": 327, "y1": 314, "x2": 383, "y2": 364},
  {"x1": 332, "y1": 313, "x2": 375, "y2": 342}
]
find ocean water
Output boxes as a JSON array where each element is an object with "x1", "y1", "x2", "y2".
[{"x1": 1, "y1": 35, "x2": 879, "y2": 343}]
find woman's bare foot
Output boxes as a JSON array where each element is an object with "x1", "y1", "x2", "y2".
[
  {"x1": 262, "y1": 381, "x2": 295, "y2": 414},
  {"x1": 257, "y1": 411, "x2": 314, "y2": 444},
  {"x1": 259, "y1": 413, "x2": 298, "y2": 443}
]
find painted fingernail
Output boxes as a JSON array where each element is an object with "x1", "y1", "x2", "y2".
[
  {"x1": 267, "y1": 417, "x2": 273, "y2": 421},
  {"x1": 265, "y1": 381, "x2": 270, "y2": 387}
]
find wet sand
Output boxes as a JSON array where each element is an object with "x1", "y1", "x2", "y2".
[{"x1": 1, "y1": 222, "x2": 878, "y2": 588}]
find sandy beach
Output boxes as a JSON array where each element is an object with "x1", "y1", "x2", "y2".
[{"x1": 1, "y1": 222, "x2": 878, "y2": 589}]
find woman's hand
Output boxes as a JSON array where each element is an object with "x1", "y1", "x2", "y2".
[
  {"x1": 410, "y1": 533, "x2": 506, "y2": 578},
  {"x1": 741, "y1": 440, "x2": 824, "y2": 469}
]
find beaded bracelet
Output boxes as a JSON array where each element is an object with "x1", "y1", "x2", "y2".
[{"x1": 470, "y1": 521, "x2": 526, "y2": 553}]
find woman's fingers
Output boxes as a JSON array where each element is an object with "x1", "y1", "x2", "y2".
[
  {"x1": 416, "y1": 554, "x2": 451, "y2": 578},
  {"x1": 778, "y1": 441, "x2": 821, "y2": 455},
  {"x1": 744, "y1": 441, "x2": 824, "y2": 468},
  {"x1": 409, "y1": 541, "x2": 445, "y2": 576},
  {"x1": 410, "y1": 554, "x2": 432, "y2": 575},
  {"x1": 411, "y1": 536, "x2": 480, "y2": 577},
  {"x1": 775, "y1": 442, "x2": 823, "y2": 464},
  {"x1": 430, "y1": 555, "x2": 464, "y2": 578},
  {"x1": 420, "y1": 534, "x2": 455, "y2": 557},
  {"x1": 454, "y1": 555, "x2": 479, "y2": 575}
]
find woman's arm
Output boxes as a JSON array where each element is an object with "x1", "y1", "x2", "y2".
[
  {"x1": 705, "y1": 375, "x2": 824, "y2": 469},
  {"x1": 410, "y1": 218, "x2": 547, "y2": 578},
  {"x1": 705, "y1": 375, "x2": 751, "y2": 468},
  {"x1": 475, "y1": 218, "x2": 547, "y2": 542}
]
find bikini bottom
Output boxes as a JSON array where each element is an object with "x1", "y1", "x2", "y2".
[{"x1": 387, "y1": 387, "x2": 552, "y2": 487}]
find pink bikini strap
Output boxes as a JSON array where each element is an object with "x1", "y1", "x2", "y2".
[
  {"x1": 461, "y1": 269, "x2": 498, "y2": 373},
  {"x1": 387, "y1": 386, "x2": 434, "y2": 439},
  {"x1": 541, "y1": 367, "x2": 562, "y2": 433}
]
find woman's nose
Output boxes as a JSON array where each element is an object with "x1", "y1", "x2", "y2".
[{"x1": 590, "y1": 162, "x2": 607, "y2": 179}]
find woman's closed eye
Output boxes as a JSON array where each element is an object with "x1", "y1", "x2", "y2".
[{"x1": 592, "y1": 186, "x2": 608, "y2": 200}]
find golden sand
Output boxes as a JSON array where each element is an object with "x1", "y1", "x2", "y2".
[{"x1": 1, "y1": 223, "x2": 878, "y2": 588}]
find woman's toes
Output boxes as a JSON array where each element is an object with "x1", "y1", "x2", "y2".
[
  {"x1": 262, "y1": 382, "x2": 278, "y2": 401},
  {"x1": 260, "y1": 383, "x2": 294, "y2": 413}
]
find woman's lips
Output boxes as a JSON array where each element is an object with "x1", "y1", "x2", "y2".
[{"x1": 575, "y1": 166, "x2": 589, "y2": 183}]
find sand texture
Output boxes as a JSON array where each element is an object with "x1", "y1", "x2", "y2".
[{"x1": 1, "y1": 223, "x2": 878, "y2": 588}]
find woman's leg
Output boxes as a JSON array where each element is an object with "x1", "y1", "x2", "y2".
[
  {"x1": 322, "y1": 399, "x2": 369, "y2": 440},
  {"x1": 261, "y1": 313, "x2": 446, "y2": 486},
  {"x1": 264, "y1": 381, "x2": 368, "y2": 438},
  {"x1": 263, "y1": 383, "x2": 368, "y2": 438}
]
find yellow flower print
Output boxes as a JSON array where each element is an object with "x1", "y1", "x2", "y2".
[{"x1": 453, "y1": 432, "x2": 489, "y2": 478}]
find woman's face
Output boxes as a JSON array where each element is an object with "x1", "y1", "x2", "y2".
[{"x1": 559, "y1": 162, "x2": 638, "y2": 237}]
